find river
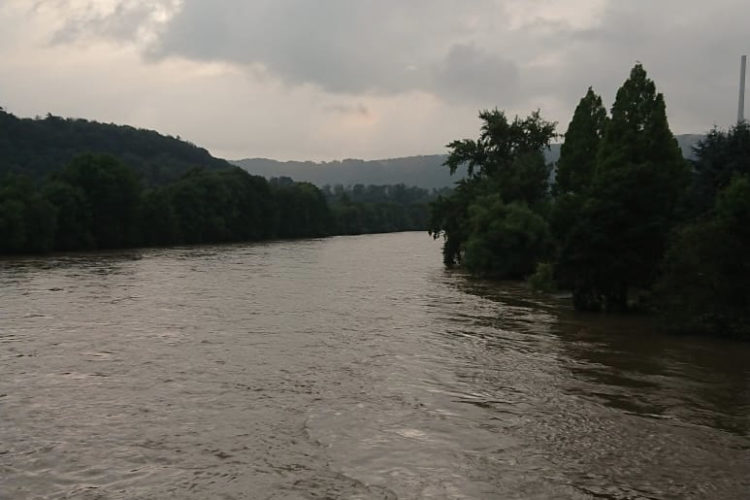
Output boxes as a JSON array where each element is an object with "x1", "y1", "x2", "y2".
[{"x1": 1, "y1": 232, "x2": 748, "y2": 499}]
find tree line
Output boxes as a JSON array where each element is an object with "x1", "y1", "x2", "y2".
[
  {"x1": 321, "y1": 183, "x2": 449, "y2": 235},
  {"x1": 429, "y1": 64, "x2": 749, "y2": 339},
  {"x1": 0, "y1": 155, "x2": 440, "y2": 254}
]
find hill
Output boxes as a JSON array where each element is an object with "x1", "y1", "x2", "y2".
[
  {"x1": 675, "y1": 134, "x2": 703, "y2": 160},
  {"x1": 232, "y1": 136, "x2": 700, "y2": 189},
  {"x1": 0, "y1": 106, "x2": 703, "y2": 190},
  {"x1": 231, "y1": 155, "x2": 456, "y2": 190},
  {"x1": 0, "y1": 109, "x2": 231, "y2": 185}
]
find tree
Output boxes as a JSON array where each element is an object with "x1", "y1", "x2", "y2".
[
  {"x1": 555, "y1": 87, "x2": 608, "y2": 196},
  {"x1": 271, "y1": 180, "x2": 331, "y2": 238},
  {"x1": 444, "y1": 109, "x2": 556, "y2": 206},
  {"x1": 689, "y1": 122, "x2": 750, "y2": 216},
  {"x1": 428, "y1": 179, "x2": 476, "y2": 266},
  {"x1": 42, "y1": 180, "x2": 94, "y2": 250},
  {"x1": 462, "y1": 194, "x2": 552, "y2": 278},
  {"x1": 430, "y1": 110, "x2": 556, "y2": 273},
  {"x1": 656, "y1": 176, "x2": 750, "y2": 338},
  {"x1": 557, "y1": 64, "x2": 689, "y2": 311},
  {"x1": 551, "y1": 87, "x2": 607, "y2": 288},
  {"x1": 54, "y1": 154, "x2": 142, "y2": 249},
  {"x1": 0, "y1": 174, "x2": 57, "y2": 253},
  {"x1": 167, "y1": 167, "x2": 275, "y2": 244},
  {"x1": 139, "y1": 188, "x2": 179, "y2": 246}
]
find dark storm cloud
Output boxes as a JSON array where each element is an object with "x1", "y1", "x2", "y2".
[
  {"x1": 146, "y1": 0, "x2": 504, "y2": 97},
  {"x1": 539, "y1": 0, "x2": 749, "y2": 130},
  {"x1": 432, "y1": 43, "x2": 521, "y2": 103},
  {"x1": 39, "y1": 0, "x2": 749, "y2": 130}
]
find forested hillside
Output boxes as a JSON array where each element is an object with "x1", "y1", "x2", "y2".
[
  {"x1": 0, "y1": 107, "x2": 701, "y2": 190},
  {"x1": 0, "y1": 108, "x2": 448, "y2": 254},
  {"x1": 0, "y1": 109, "x2": 230, "y2": 185}
]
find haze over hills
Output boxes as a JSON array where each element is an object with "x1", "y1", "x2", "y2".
[
  {"x1": 0, "y1": 107, "x2": 703, "y2": 190},
  {"x1": 231, "y1": 155, "x2": 460, "y2": 190},
  {"x1": 233, "y1": 136, "x2": 701, "y2": 189}
]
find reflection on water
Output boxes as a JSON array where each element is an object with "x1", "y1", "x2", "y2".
[{"x1": 1, "y1": 232, "x2": 748, "y2": 499}]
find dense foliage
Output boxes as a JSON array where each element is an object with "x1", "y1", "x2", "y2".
[
  {"x1": 322, "y1": 183, "x2": 442, "y2": 235},
  {"x1": 0, "y1": 106, "x2": 444, "y2": 253},
  {"x1": 0, "y1": 109, "x2": 229, "y2": 185},
  {"x1": 431, "y1": 64, "x2": 749, "y2": 338},
  {"x1": 557, "y1": 65, "x2": 690, "y2": 311},
  {"x1": 0, "y1": 155, "x2": 303, "y2": 251},
  {"x1": 428, "y1": 109, "x2": 556, "y2": 275},
  {"x1": 656, "y1": 126, "x2": 750, "y2": 338},
  {"x1": 0, "y1": 154, "x2": 440, "y2": 253}
]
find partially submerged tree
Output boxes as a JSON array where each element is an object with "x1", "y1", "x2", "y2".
[
  {"x1": 657, "y1": 175, "x2": 750, "y2": 338},
  {"x1": 556, "y1": 64, "x2": 689, "y2": 311},
  {"x1": 550, "y1": 87, "x2": 608, "y2": 289},
  {"x1": 430, "y1": 110, "x2": 556, "y2": 276}
]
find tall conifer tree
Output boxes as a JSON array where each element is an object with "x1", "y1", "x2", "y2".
[
  {"x1": 559, "y1": 64, "x2": 689, "y2": 311},
  {"x1": 555, "y1": 87, "x2": 608, "y2": 195},
  {"x1": 551, "y1": 87, "x2": 607, "y2": 290}
]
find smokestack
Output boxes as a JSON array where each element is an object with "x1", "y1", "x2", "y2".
[{"x1": 739, "y1": 55, "x2": 747, "y2": 123}]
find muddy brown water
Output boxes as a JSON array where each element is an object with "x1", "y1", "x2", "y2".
[{"x1": 1, "y1": 232, "x2": 748, "y2": 499}]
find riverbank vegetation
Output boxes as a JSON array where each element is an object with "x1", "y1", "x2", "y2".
[
  {"x1": 0, "y1": 106, "x2": 445, "y2": 252},
  {"x1": 321, "y1": 183, "x2": 443, "y2": 235},
  {"x1": 429, "y1": 64, "x2": 749, "y2": 339},
  {"x1": 0, "y1": 155, "x2": 440, "y2": 252}
]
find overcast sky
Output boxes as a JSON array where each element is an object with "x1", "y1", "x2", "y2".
[{"x1": 1, "y1": 0, "x2": 747, "y2": 160}]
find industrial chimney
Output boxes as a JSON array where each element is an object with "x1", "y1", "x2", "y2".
[{"x1": 739, "y1": 55, "x2": 747, "y2": 123}]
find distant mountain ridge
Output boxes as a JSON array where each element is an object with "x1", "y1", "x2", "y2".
[
  {"x1": 233, "y1": 135, "x2": 701, "y2": 189},
  {"x1": 0, "y1": 107, "x2": 703, "y2": 190},
  {"x1": 232, "y1": 155, "x2": 456, "y2": 190}
]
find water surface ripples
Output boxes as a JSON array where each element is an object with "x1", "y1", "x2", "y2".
[{"x1": 1, "y1": 232, "x2": 748, "y2": 499}]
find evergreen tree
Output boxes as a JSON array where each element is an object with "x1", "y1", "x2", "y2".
[
  {"x1": 554, "y1": 87, "x2": 608, "y2": 195},
  {"x1": 558, "y1": 64, "x2": 689, "y2": 311},
  {"x1": 551, "y1": 87, "x2": 607, "y2": 288}
]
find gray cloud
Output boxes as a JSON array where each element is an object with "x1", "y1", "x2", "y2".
[
  {"x1": 46, "y1": 0, "x2": 511, "y2": 100},
  {"x1": 50, "y1": 2, "x2": 153, "y2": 44},
  {"x1": 24, "y1": 0, "x2": 750, "y2": 136},
  {"x1": 325, "y1": 103, "x2": 370, "y2": 116},
  {"x1": 537, "y1": 0, "x2": 750, "y2": 131},
  {"x1": 30, "y1": 0, "x2": 171, "y2": 45},
  {"x1": 432, "y1": 43, "x2": 520, "y2": 104},
  {"x1": 149, "y1": 0, "x2": 499, "y2": 96}
]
